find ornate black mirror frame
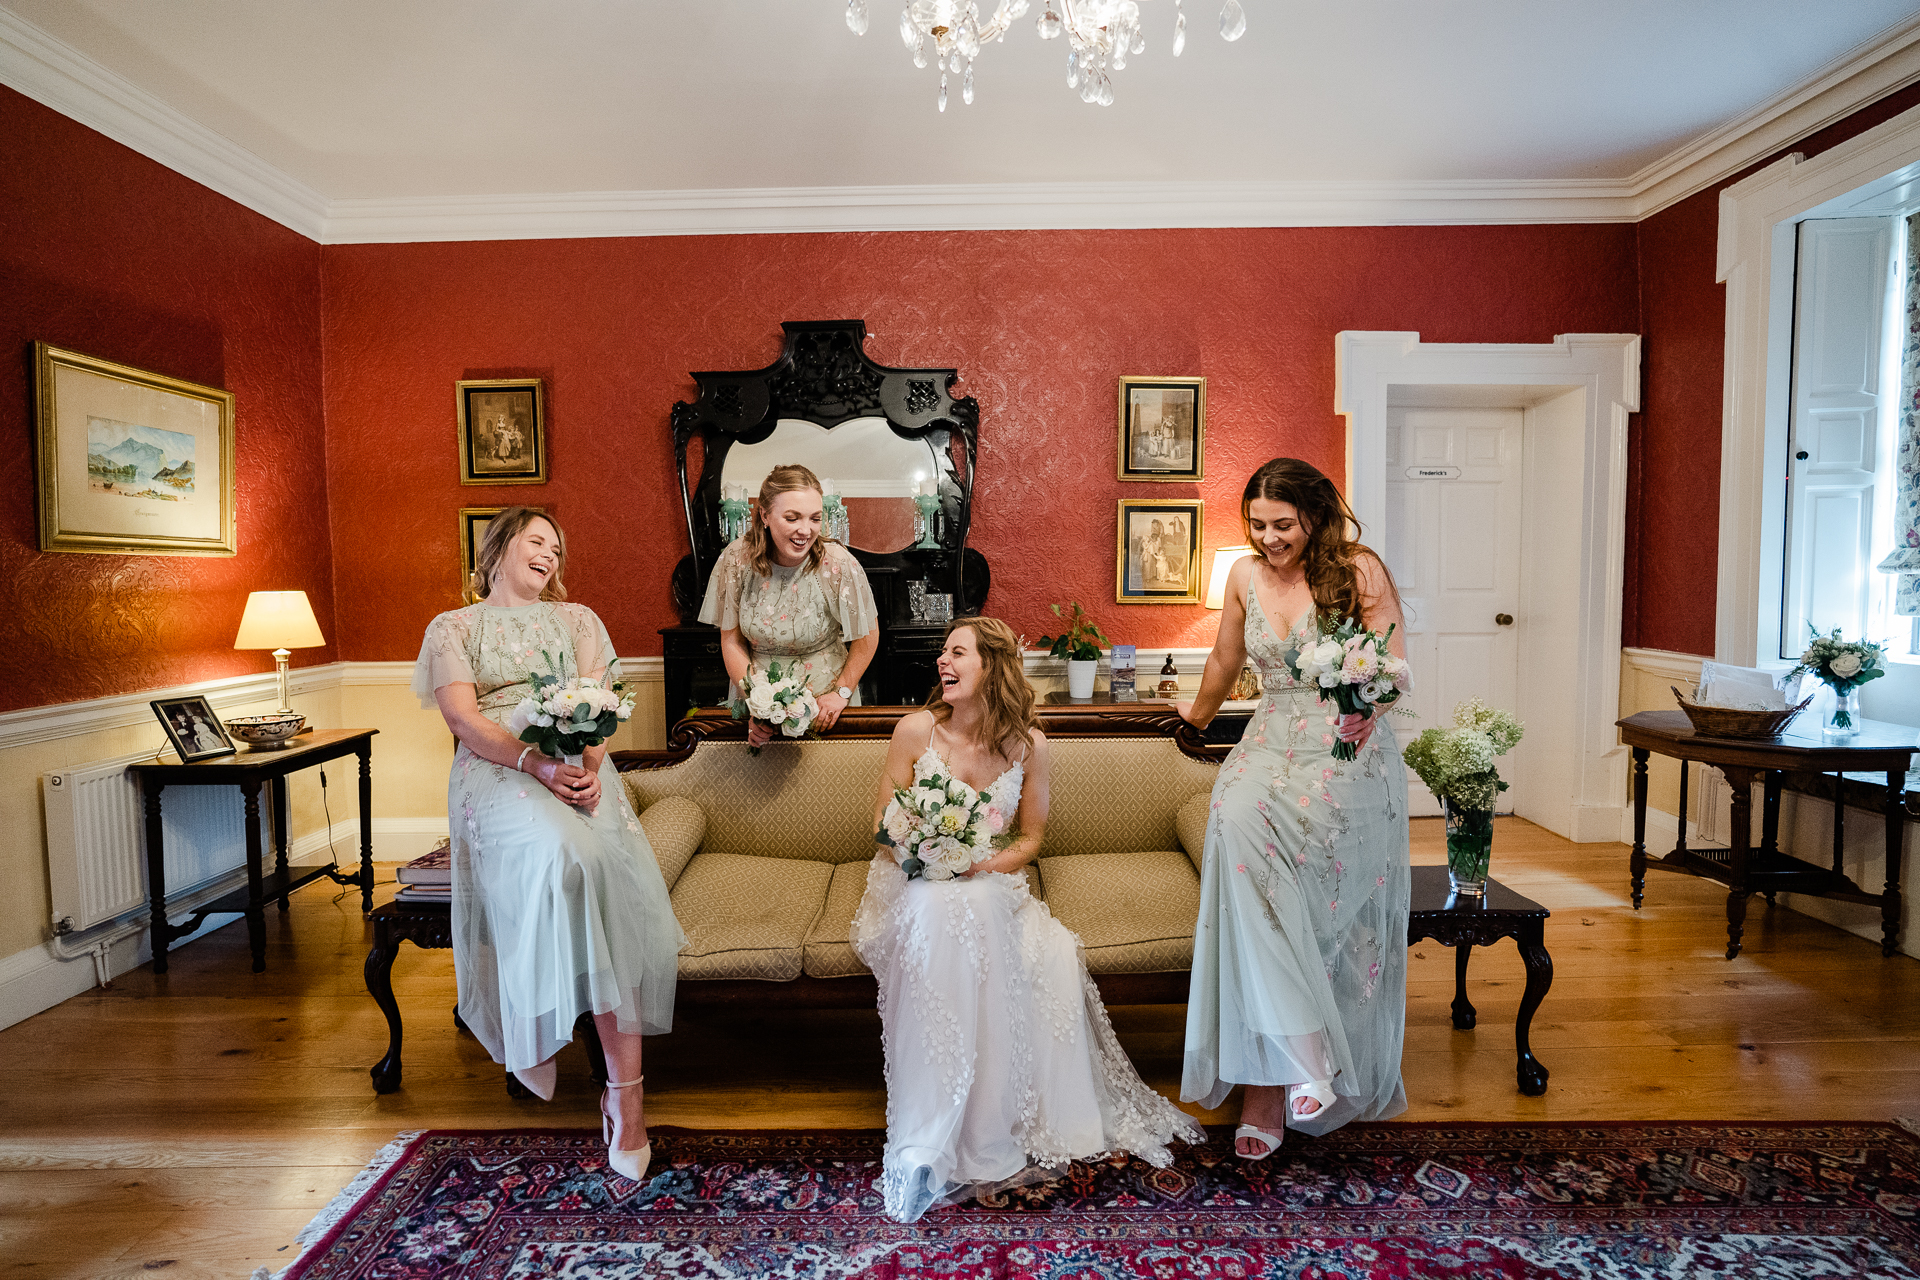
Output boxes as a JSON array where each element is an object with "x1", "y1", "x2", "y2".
[{"x1": 669, "y1": 319, "x2": 984, "y2": 622}]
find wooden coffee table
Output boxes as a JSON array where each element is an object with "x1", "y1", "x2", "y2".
[{"x1": 1408, "y1": 865, "x2": 1553, "y2": 1096}]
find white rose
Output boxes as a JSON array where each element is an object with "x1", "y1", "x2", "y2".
[
  {"x1": 1830, "y1": 652, "x2": 1863, "y2": 678},
  {"x1": 884, "y1": 803, "x2": 916, "y2": 845},
  {"x1": 745, "y1": 682, "x2": 782, "y2": 721},
  {"x1": 929, "y1": 837, "x2": 975, "y2": 876},
  {"x1": 921, "y1": 864, "x2": 956, "y2": 882},
  {"x1": 506, "y1": 698, "x2": 541, "y2": 735},
  {"x1": 945, "y1": 779, "x2": 977, "y2": 806},
  {"x1": 781, "y1": 690, "x2": 819, "y2": 735}
]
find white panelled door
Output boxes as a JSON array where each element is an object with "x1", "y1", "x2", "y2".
[
  {"x1": 1782, "y1": 217, "x2": 1897, "y2": 659},
  {"x1": 1381, "y1": 406, "x2": 1524, "y2": 817}
]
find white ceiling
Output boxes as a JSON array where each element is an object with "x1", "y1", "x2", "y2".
[{"x1": 7, "y1": 0, "x2": 1920, "y2": 238}]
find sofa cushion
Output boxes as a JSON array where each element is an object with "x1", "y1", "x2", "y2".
[
  {"x1": 1040, "y1": 738, "x2": 1222, "y2": 859},
  {"x1": 1175, "y1": 787, "x2": 1212, "y2": 874},
  {"x1": 670, "y1": 852, "x2": 833, "y2": 981},
  {"x1": 624, "y1": 739, "x2": 891, "y2": 864},
  {"x1": 802, "y1": 860, "x2": 1047, "y2": 978},
  {"x1": 1038, "y1": 849, "x2": 1200, "y2": 974},
  {"x1": 638, "y1": 795, "x2": 706, "y2": 891}
]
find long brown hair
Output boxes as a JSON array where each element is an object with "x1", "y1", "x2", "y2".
[
  {"x1": 924, "y1": 616, "x2": 1038, "y2": 763},
  {"x1": 1241, "y1": 457, "x2": 1394, "y2": 624},
  {"x1": 743, "y1": 464, "x2": 829, "y2": 577},
  {"x1": 470, "y1": 507, "x2": 567, "y2": 603}
]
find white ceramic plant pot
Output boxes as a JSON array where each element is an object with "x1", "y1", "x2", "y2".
[{"x1": 1067, "y1": 659, "x2": 1097, "y2": 700}]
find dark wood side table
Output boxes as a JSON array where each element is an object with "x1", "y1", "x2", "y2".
[
  {"x1": 129, "y1": 727, "x2": 377, "y2": 974},
  {"x1": 1616, "y1": 709, "x2": 1917, "y2": 959},
  {"x1": 1407, "y1": 865, "x2": 1553, "y2": 1096}
]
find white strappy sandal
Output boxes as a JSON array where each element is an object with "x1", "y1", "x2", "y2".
[
  {"x1": 1233, "y1": 1124, "x2": 1285, "y2": 1161},
  {"x1": 601, "y1": 1075, "x2": 652, "y2": 1181},
  {"x1": 1288, "y1": 1078, "x2": 1337, "y2": 1120}
]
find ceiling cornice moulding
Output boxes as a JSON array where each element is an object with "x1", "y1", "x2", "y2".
[
  {"x1": 3, "y1": 9, "x2": 1919, "y2": 242},
  {"x1": 0, "y1": 8, "x2": 328, "y2": 240}
]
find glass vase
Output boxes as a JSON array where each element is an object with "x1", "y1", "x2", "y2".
[
  {"x1": 1822, "y1": 686, "x2": 1860, "y2": 740},
  {"x1": 1443, "y1": 798, "x2": 1494, "y2": 897}
]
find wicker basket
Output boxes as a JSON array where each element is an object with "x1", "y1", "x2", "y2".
[{"x1": 1670, "y1": 686, "x2": 1811, "y2": 739}]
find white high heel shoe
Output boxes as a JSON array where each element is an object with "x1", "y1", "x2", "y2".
[
  {"x1": 1288, "y1": 1078, "x2": 1337, "y2": 1120},
  {"x1": 601, "y1": 1075, "x2": 652, "y2": 1181}
]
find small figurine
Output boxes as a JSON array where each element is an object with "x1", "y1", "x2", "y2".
[{"x1": 1157, "y1": 654, "x2": 1181, "y2": 698}]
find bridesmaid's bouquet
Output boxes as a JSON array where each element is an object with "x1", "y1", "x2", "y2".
[
  {"x1": 729, "y1": 661, "x2": 819, "y2": 754},
  {"x1": 876, "y1": 771, "x2": 1006, "y2": 881},
  {"x1": 507, "y1": 654, "x2": 635, "y2": 760},
  {"x1": 1284, "y1": 619, "x2": 1413, "y2": 761}
]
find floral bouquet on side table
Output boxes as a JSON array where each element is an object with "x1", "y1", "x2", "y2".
[
  {"x1": 728, "y1": 660, "x2": 819, "y2": 755},
  {"x1": 876, "y1": 769, "x2": 1006, "y2": 882},
  {"x1": 1284, "y1": 618, "x2": 1413, "y2": 760},
  {"x1": 1402, "y1": 699, "x2": 1525, "y2": 896},
  {"x1": 1789, "y1": 625, "x2": 1885, "y2": 738},
  {"x1": 506, "y1": 654, "x2": 635, "y2": 765}
]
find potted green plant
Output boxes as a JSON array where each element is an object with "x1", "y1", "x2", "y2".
[
  {"x1": 1401, "y1": 698, "x2": 1524, "y2": 896},
  {"x1": 1036, "y1": 601, "x2": 1107, "y2": 700}
]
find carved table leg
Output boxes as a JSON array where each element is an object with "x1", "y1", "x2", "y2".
[
  {"x1": 271, "y1": 776, "x2": 291, "y2": 912},
  {"x1": 366, "y1": 916, "x2": 403, "y2": 1093},
  {"x1": 1514, "y1": 920, "x2": 1553, "y2": 1096},
  {"x1": 241, "y1": 779, "x2": 268, "y2": 973},
  {"x1": 1723, "y1": 765, "x2": 1756, "y2": 961},
  {"x1": 1450, "y1": 942, "x2": 1477, "y2": 1030},
  {"x1": 357, "y1": 744, "x2": 376, "y2": 914},
  {"x1": 1885, "y1": 768, "x2": 1906, "y2": 958},
  {"x1": 1630, "y1": 748, "x2": 1650, "y2": 910},
  {"x1": 143, "y1": 780, "x2": 173, "y2": 975}
]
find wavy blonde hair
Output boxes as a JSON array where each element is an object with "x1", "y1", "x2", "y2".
[
  {"x1": 743, "y1": 464, "x2": 829, "y2": 578},
  {"x1": 470, "y1": 507, "x2": 567, "y2": 603},
  {"x1": 1241, "y1": 457, "x2": 1395, "y2": 625},
  {"x1": 924, "y1": 616, "x2": 1038, "y2": 763}
]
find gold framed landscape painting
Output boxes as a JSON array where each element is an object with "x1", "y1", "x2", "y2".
[
  {"x1": 457, "y1": 378, "x2": 547, "y2": 485},
  {"x1": 33, "y1": 342, "x2": 236, "y2": 556},
  {"x1": 1116, "y1": 498, "x2": 1203, "y2": 604},
  {"x1": 1117, "y1": 376, "x2": 1205, "y2": 482}
]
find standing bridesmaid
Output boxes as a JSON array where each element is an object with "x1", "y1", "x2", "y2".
[{"x1": 1177, "y1": 458, "x2": 1412, "y2": 1158}]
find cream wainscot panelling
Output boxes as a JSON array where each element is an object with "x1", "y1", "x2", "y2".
[
  {"x1": 1617, "y1": 647, "x2": 1709, "y2": 840},
  {"x1": 0, "y1": 658, "x2": 665, "y2": 1031}
]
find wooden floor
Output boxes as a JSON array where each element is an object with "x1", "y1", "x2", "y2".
[{"x1": 3, "y1": 817, "x2": 1917, "y2": 1278}]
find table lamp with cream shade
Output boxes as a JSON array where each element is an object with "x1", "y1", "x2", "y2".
[
  {"x1": 1204, "y1": 546, "x2": 1256, "y2": 609},
  {"x1": 234, "y1": 591, "x2": 325, "y2": 714}
]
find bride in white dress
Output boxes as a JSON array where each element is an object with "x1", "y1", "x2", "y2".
[{"x1": 850, "y1": 617, "x2": 1202, "y2": 1223}]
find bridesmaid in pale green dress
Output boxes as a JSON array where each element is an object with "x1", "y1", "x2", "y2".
[
  {"x1": 700, "y1": 464, "x2": 879, "y2": 748},
  {"x1": 414, "y1": 507, "x2": 685, "y2": 1182},
  {"x1": 1177, "y1": 458, "x2": 1412, "y2": 1159}
]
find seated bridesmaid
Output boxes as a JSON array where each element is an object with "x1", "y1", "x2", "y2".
[
  {"x1": 412, "y1": 507, "x2": 685, "y2": 1181},
  {"x1": 699, "y1": 463, "x2": 880, "y2": 746}
]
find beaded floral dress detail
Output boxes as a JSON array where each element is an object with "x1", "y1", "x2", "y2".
[
  {"x1": 851, "y1": 743, "x2": 1202, "y2": 1223},
  {"x1": 697, "y1": 540, "x2": 878, "y2": 694},
  {"x1": 1179, "y1": 585, "x2": 1411, "y2": 1132}
]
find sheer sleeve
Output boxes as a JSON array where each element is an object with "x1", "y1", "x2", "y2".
[
  {"x1": 558, "y1": 603, "x2": 621, "y2": 683},
  {"x1": 697, "y1": 541, "x2": 750, "y2": 631},
  {"x1": 821, "y1": 543, "x2": 879, "y2": 643},
  {"x1": 411, "y1": 610, "x2": 478, "y2": 709}
]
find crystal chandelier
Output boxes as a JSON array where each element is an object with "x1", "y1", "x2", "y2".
[{"x1": 844, "y1": 0, "x2": 1246, "y2": 110}]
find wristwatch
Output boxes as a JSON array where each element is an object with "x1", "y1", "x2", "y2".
[{"x1": 836, "y1": 685, "x2": 854, "y2": 701}]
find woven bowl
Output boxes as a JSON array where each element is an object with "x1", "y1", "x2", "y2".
[
  {"x1": 225, "y1": 713, "x2": 306, "y2": 748},
  {"x1": 1669, "y1": 686, "x2": 1810, "y2": 740}
]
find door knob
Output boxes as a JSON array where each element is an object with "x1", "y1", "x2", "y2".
[{"x1": 1495, "y1": 613, "x2": 1514, "y2": 626}]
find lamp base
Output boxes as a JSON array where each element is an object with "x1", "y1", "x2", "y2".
[{"x1": 274, "y1": 649, "x2": 294, "y2": 715}]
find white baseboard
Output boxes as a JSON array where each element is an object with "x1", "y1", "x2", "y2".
[
  {"x1": 288, "y1": 816, "x2": 449, "y2": 865},
  {"x1": 1568, "y1": 803, "x2": 1627, "y2": 844}
]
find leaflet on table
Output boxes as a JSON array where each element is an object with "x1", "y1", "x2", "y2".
[{"x1": 1109, "y1": 645, "x2": 1137, "y2": 700}]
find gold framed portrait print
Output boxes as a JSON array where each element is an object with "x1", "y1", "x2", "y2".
[
  {"x1": 1116, "y1": 499, "x2": 1203, "y2": 604},
  {"x1": 457, "y1": 378, "x2": 547, "y2": 485},
  {"x1": 1117, "y1": 376, "x2": 1205, "y2": 483}
]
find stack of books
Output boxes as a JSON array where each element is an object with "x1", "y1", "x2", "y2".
[{"x1": 394, "y1": 840, "x2": 452, "y2": 905}]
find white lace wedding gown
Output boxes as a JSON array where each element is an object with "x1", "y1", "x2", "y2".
[{"x1": 850, "y1": 740, "x2": 1203, "y2": 1223}]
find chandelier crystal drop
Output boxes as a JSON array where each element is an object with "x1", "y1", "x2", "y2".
[{"x1": 847, "y1": 0, "x2": 1244, "y2": 108}]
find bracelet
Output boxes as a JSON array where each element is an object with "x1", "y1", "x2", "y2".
[{"x1": 516, "y1": 746, "x2": 535, "y2": 773}]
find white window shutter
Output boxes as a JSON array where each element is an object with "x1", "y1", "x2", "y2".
[{"x1": 1782, "y1": 217, "x2": 1896, "y2": 658}]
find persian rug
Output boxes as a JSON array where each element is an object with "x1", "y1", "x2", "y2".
[{"x1": 271, "y1": 1122, "x2": 1920, "y2": 1279}]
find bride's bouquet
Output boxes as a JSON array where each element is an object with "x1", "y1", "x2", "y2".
[
  {"x1": 876, "y1": 770, "x2": 1006, "y2": 881},
  {"x1": 1284, "y1": 618, "x2": 1413, "y2": 761},
  {"x1": 728, "y1": 661, "x2": 819, "y2": 754},
  {"x1": 506, "y1": 653, "x2": 635, "y2": 761}
]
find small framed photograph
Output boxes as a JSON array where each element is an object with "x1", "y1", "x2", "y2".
[
  {"x1": 151, "y1": 695, "x2": 235, "y2": 762},
  {"x1": 1118, "y1": 376, "x2": 1205, "y2": 482},
  {"x1": 456, "y1": 378, "x2": 546, "y2": 485},
  {"x1": 1116, "y1": 499, "x2": 1204, "y2": 604},
  {"x1": 33, "y1": 342, "x2": 237, "y2": 556},
  {"x1": 460, "y1": 505, "x2": 550, "y2": 602}
]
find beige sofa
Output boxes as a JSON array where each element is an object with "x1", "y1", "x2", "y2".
[{"x1": 616, "y1": 706, "x2": 1224, "y2": 1006}]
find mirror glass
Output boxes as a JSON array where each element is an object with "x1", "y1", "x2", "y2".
[{"x1": 721, "y1": 417, "x2": 942, "y2": 554}]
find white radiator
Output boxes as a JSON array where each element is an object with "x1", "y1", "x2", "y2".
[{"x1": 43, "y1": 750, "x2": 265, "y2": 933}]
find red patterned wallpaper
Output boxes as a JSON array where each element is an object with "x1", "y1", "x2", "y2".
[
  {"x1": 0, "y1": 87, "x2": 331, "y2": 715},
  {"x1": 321, "y1": 225, "x2": 1640, "y2": 662}
]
